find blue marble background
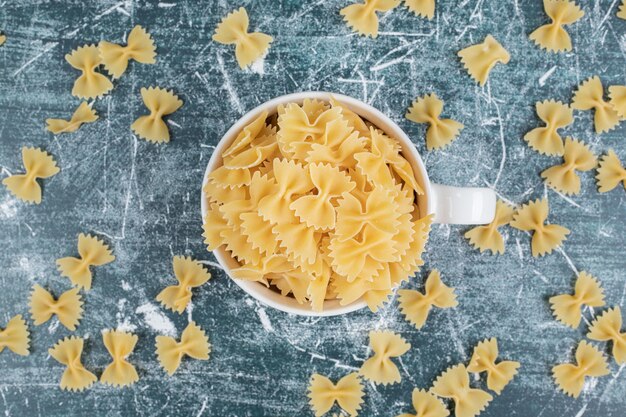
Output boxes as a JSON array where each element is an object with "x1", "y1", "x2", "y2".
[{"x1": 0, "y1": 0, "x2": 625, "y2": 416}]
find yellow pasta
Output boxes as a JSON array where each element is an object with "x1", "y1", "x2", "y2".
[
  {"x1": 231, "y1": 254, "x2": 294, "y2": 286},
  {"x1": 464, "y1": 200, "x2": 514, "y2": 255},
  {"x1": 529, "y1": 0, "x2": 584, "y2": 52},
  {"x1": 572, "y1": 76, "x2": 621, "y2": 134},
  {"x1": 277, "y1": 104, "x2": 342, "y2": 157},
  {"x1": 65, "y1": 45, "x2": 113, "y2": 99},
  {"x1": 619, "y1": 0, "x2": 626, "y2": 19},
  {"x1": 608, "y1": 85, "x2": 626, "y2": 119},
  {"x1": 524, "y1": 100, "x2": 573, "y2": 156},
  {"x1": 202, "y1": 202, "x2": 230, "y2": 251},
  {"x1": 340, "y1": 0, "x2": 400, "y2": 38},
  {"x1": 587, "y1": 307, "x2": 626, "y2": 365},
  {"x1": 156, "y1": 321, "x2": 210, "y2": 376},
  {"x1": 307, "y1": 372, "x2": 365, "y2": 417},
  {"x1": 49, "y1": 336, "x2": 97, "y2": 391},
  {"x1": 360, "y1": 330, "x2": 411, "y2": 385},
  {"x1": 157, "y1": 256, "x2": 211, "y2": 314},
  {"x1": 0, "y1": 315, "x2": 30, "y2": 356},
  {"x1": 396, "y1": 388, "x2": 449, "y2": 417},
  {"x1": 56, "y1": 233, "x2": 115, "y2": 290},
  {"x1": 213, "y1": 7, "x2": 273, "y2": 69},
  {"x1": 431, "y1": 364, "x2": 493, "y2": 417},
  {"x1": 406, "y1": 94, "x2": 464, "y2": 151},
  {"x1": 549, "y1": 271, "x2": 605, "y2": 328},
  {"x1": 0, "y1": 33, "x2": 5, "y2": 46},
  {"x1": 2, "y1": 147, "x2": 60, "y2": 204},
  {"x1": 46, "y1": 102, "x2": 98, "y2": 135},
  {"x1": 397, "y1": 270, "x2": 458, "y2": 329},
  {"x1": 405, "y1": 0, "x2": 435, "y2": 20},
  {"x1": 131, "y1": 86, "x2": 183, "y2": 143},
  {"x1": 458, "y1": 35, "x2": 510, "y2": 86},
  {"x1": 510, "y1": 198, "x2": 570, "y2": 257},
  {"x1": 101, "y1": 330, "x2": 139, "y2": 387},
  {"x1": 467, "y1": 338, "x2": 520, "y2": 395},
  {"x1": 541, "y1": 137, "x2": 597, "y2": 195},
  {"x1": 29, "y1": 285, "x2": 83, "y2": 331},
  {"x1": 552, "y1": 341, "x2": 609, "y2": 398},
  {"x1": 306, "y1": 117, "x2": 366, "y2": 169},
  {"x1": 335, "y1": 186, "x2": 400, "y2": 241},
  {"x1": 99, "y1": 25, "x2": 156, "y2": 79},
  {"x1": 596, "y1": 150, "x2": 626, "y2": 193}
]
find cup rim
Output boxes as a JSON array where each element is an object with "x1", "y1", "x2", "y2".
[{"x1": 200, "y1": 91, "x2": 432, "y2": 317}]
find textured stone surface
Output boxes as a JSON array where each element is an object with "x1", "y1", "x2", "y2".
[{"x1": 0, "y1": 0, "x2": 625, "y2": 416}]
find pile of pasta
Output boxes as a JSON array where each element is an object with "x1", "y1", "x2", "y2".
[{"x1": 203, "y1": 98, "x2": 432, "y2": 312}]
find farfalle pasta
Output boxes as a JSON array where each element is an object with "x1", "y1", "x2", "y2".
[
  {"x1": 340, "y1": 0, "x2": 400, "y2": 38},
  {"x1": 2, "y1": 147, "x2": 60, "y2": 204},
  {"x1": 213, "y1": 7, "x2": 273, "y2": 69},
  {"x1": 552, "y1": 341, "x2": 609, "y2": 398},
  {"x1": 464, "y1": 200, "x2": 514, "y2": 255},
  {"x1": 101, "y1": 330, "x2": 139, "y2": 387},
  {"x1": 65, "y1": 45, "x2": 113, "y2": 99},
  {"x1": 549, "y1": 271, "x2": 605, "y2": 328},
  {"x1": 596, "y1": 150, "x2": 626, "y2": 193},
  {"x1": 29, "y1": 285, "x2": 83, "y2": 331},
  {"x1": 57, "y1": 233, "x2": 115, "y2": 290},
  {"x1": 540, "y1": 137, "x2": 597, "y2": 195},
  {"x1": 46, "y1": 102, "x2": 98, "y2": 135},
  {"x1": 397, "y1": 270, "x2": 458, "y2": 329},
  {"x1": 458, "y1": 35, "x2": 510, "y2": 86},
  {"x1": 360, "y1": 330, "x2": 411, "y2": 385},
  {"x1": 49, "y1": 336, "x2": 97, "y2": 391},
  {"x1": 405, "y1": 0, "x2": 435, "y2": 20},
  {"x1": 99, "y1": 25, "x2": 156, "y2": 79},
  {"x1": 467, "y1": 338, "x2": 520, "y2": 395},
  {"x1": 572, "y1": 76, "x2": 621, "y2": 134},
  {"x1": 307, "y1": 372, "x2": 365, "y2": 417},
  {"x1": 529, "y1": 0, "x2": 584, "y2": 53},
  {"x1": 431, "y1": 364, "x2": 493, "y2": 417},
  {"x1": 131, "y1": 86, "x2": 183, "y2": 143},
  {"x1": 587, "y1": 307, "x2": 626, "y2": 364},
  {"x1": 156, "y1": 321, "x2": 210, "y2": 376},
  {"x1": 396, "y1": 388, "x2": 449, "y2": 417},
  {"x1": 157, "y1": 256, "x2": 211, "y2": 314},
  {"x1": 524, "y1": 100, "x2": 573, "y2": 156},
  {"x1": 0, "y1": 315, "x2": 30, "y2": 356},
  {"x1": 619, "y1": 0, "x2": 626, "y2": 19},
  {"x1": 608, "y1": 85, "x2": 626, "y2": 119},
  {"x1": 406, "y1": 94, "x2": 464, "y2": 151},
  {"x1": 510, "y1": 198, "x2": 570, "y2": 257}
]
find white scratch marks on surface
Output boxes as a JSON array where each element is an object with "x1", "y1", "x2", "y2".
[
  {"x1": 555, "y1": 247, "x2": 579, "y2": 274},
  {"x1": 94, "y1": 2, "x2": 125, "y2": 20},
  {"x1": 539, "y1": 66, "x2": 557, "y2": 86},
  {"x1": 13, "y1": 42, "x2": 59, "y2": 76},
  {"x1": 196, "y1": 397, "x2": 209, "y2": 416},
  {"x1": 256, "y1": 307, "x2": 274, "y2": 332},
  {"x1": 574, "y1": 404, "x2": 588, "y2": 417},
  {"x1": 491, "y1": 101, "x2": 507, "y2": 189},
  {"x1": 135, "y1": 303, "x2": 176, "y2": 336},
  {"x1": 370, "y1": 55, "x2": 411, "y2": 72},
  {"x1": 197, "y1": 259, "x2": 225, "y2": 271},
  {"x1": 158, "y1": 2, "x2": 177, "y2": 8},
  {"x1": 215, "y1": 53, "x2": 244, "y2": 114}
]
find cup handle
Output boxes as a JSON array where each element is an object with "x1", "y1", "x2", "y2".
[{"x1": 429, "y1": 183, "x2": 496, "y2": 225}]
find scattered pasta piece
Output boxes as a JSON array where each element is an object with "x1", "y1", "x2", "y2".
[
  {"x1": 65, "y1": 45, "x2": 113, "y2": 99},
  {"x1": 540, "y1": 137, "x2": 597, "y2": 195},
  {"x1": 467, "y1": 338, "x2": 520, "y2": 395},
  {"x1": 524, "y1": 100, "x2": 573, "y2": 156},
  {"x1": 571, "y1": 76, "x2": 620, "y2": 134},
  {"x1": 529, "y1": 0, "x2": 584, "y2": 52},
  {"x1": 360, "y1": 330, "x2": 411, "y2": 385},
  {"x1": 431, "y1": 364, "x2": 493, "y2": 417},
  {"x1": 0, "y1": 315, "x2": 29, "y2": 356},
  {"x1": 464, "y1": 200, "x2": 514, "y2": 255},
  {"x1": 56, "y1": 233, "x2": 115, "y2": 290},
  {"x1": 49, "y1": 336, "x2": 97, "y2": 392},
  {"x1": 2, "y1": 147, "x2": 60, "y2": 204},
  {"x1": 404, "y1": 0, "x2": 435, "y2": 19},
  {"x1": 99, "y1": 25, "x2": 156, "y2": 79},
  {"x1": 458, "y1": 35, "x2": 510, "y2": 86},
  {"x1": 131, "y1": 86, "x2": 183, "y2": 143},
  {"x1": 587, "y1": 307, "x2": 626, "y2": 365},
  {"x1": 0, "y1": 33, "x2": 5, "y2": 46},
  {"x1": 156, "y1": 256, "x2": 211, "y2": 314},
  {"x1": 618, "y1": 0, "x2": 626, "y2": 19},
  {"x1": 340, "y1": 0, "x2": 400, "y2": 38},
  {"x1": 307, "y1": 372, "x2": 365, "y2": 417},
  {"x1": 552, "y1": 340, "x2": 609, "y2": 398},
  {"x1": 549, "y1": 271, "x2": 605, "y2": 328},
  {"x1": 397, "y1": 270, "x2": 458, "y2": 329},
  {"x1": 405, "y1": 94, "x2": 464, "y2": 151},
  {"x1": 155, "y1": 322, "x2": 210, "y2": 376},
  {"x1": 596, "y1": 150, "x2": 626, "y2": 193},
  {"x1": 46, "y1": 102, "x2": 98, "y2": 135},
  {"x1": 396, "y1": 388, "x2": 449, "y2": 417},
  {"x1": 101, "y1": 330, "x2": 139, "y2": 387},
  {"x1": 608, "y1": 85, "x2": 626, "y2": 119},
  {"x1": 213, "y1": 7, "x2": 273, "y2": 69},
  {"x1": 510, "y1": 198, "x2": 570, "y2": 257},
  {"x1": 29, "y1": 285, "x2": 83, "y2": 331}
]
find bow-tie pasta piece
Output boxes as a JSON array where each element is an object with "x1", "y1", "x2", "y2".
[
  {"x1": 157, "y1": 256, "x2": 211, "y2": 314},
  {"x1": 587, "y1": 307, "x2": 626, "y2": 364},
  {"x1": 524, "y1": 100, "x2": 573, "y2": 156},
  {"x1": 360, "y1": 330, "x2": 411, "y2": 385},
  {"x1": 549, "y1": 271, "x2": 605, "y2": 328},
  {"x1": 49, "y1": 336, "x2": 97, "y2": 391},
  {"x1": 230, "y1": 254, "x2": 294, "y2": 287},
  {"x1": 101, "y1": 330, "x2": 139, "y2": 387},
  {"x1": 213, "y1": 7, "x2": 273, "y2": 69},
  {"x1": 307, "y1": 372, "x2": 365, "y2": 417},
  {"x1": 340, "y1": 0, "x2": 400, "y2": 38},
  {"x1": 222, "y1": 111, "x2": 270, "y2": 157},
  {"x1": 65, "y1": 45, "x2": 113, "y2": 99},
  {"x1": 596, "y1": 150, "x2": 626, "y2": 193},
  {"x1": 431, "y1": 364, "x2": 493, "y2": 417},
  {"x1": 619, "y1": 0, "x2": 626, "y2": 19},
  {"x1": 277, "y1": 104, "x2": 343, "y2": 158},
  {"x1": 552, "y1": 341, "x2": 609, "y2": 398},
  {"x1": 510, "y1": 198, "x2": 570, "y2": 257},
  {"x1": 467, "y1": 338, "x2": 520, "y2": 394},
  {"x1": 406, "y1": 94, "x2": 464, "y2": 151},
  {"x1": 306, "y1": 117, "x2": 366, "y2": 169},
  {"x1": 156, "y1": 322, "x2": 210, "y2": 376},
  {"x1": 56, "y1": 233, "x2": 115, "y2": 290},
  {"x1": 131, "y1": 87, "x2": 183, "y2": 143},
  {"x1": 29, "y1": 285, "x2": 83, "y2": 331},
  {"x1": 99, "y1": 25, "x2": 156, "y2": 79},
  {"x1": 464, "y1": 200, "x2": 514, "y2": 255},
  {"x1": 398, "y1": 270, "x2": 458, "y2": 329},
  {"x1": 608, "y1": 85, "x2": 626, "y2": 119},
  {"x1": 572, "y1": 76, "x2": 621, "y2": 134},
  {"x1": 46, "y1": 102, "x2": 98, "y2": 135},
  {"x1": 458, "y1": 35, "x2": 510, "y2": 86},
  {"x1": 0, "y1": 315, "x2": 30, "y2": 356},
  {"x1": 202, "y1": 202, "x2": 230, "y2": 251},
  {"x1": 396, "y1": 388, "x2": 449, "y2": 417},
  {"x1": 329, "y1": 97, "x2": 371, "y2": 138},
  {"x1": 541, "y1": 137, "x2": 597, "y2": 195},
  {"x1": 529, "y1": 0, "x2": 584, "y2": 52},
  {"x1": 404, "y1": 0, "x2": 435, "y2": 19},
  {"x1": 394, "y1": 214, "x2": 433, "y2": 280},
  {"x1": 2, "y1": 147, "x2": 60, "y2": 204}
]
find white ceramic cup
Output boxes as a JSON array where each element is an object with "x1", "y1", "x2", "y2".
[{"x1": 201, "y1": 92, "x2": 496, "y2": 317}]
